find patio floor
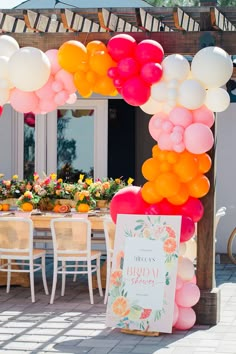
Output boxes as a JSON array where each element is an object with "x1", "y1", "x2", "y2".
[{"x1": 0, "y1": 259, "x2": 236, "y2": 354}]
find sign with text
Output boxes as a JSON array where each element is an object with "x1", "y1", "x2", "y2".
[{"x1": 106, "y1": 214, "x2": 181, "y2": 333}]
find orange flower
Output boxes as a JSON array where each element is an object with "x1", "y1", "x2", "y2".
[
  {"x1": 163, "y1": 237, "x2": 177, "y2": 254},
  {"x1": 110, "y1": 269, "x2": 122, "y2": 287},
  {"x1": 166, "y1": 226, "x2": 176, "y2": 238}
]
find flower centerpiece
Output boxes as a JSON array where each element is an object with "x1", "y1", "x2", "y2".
[
  {"x1": 88, "y1": 177, "x2": 134, "y2": 209},
  {"x1": 16, "y1": 191, "x2": 40, "y2": 212},
  {"x1": 74, "y1": 189, "x2": 96, "y2": 213},
  {"x1": 0, "y1": 174, "x2": 27, "y2": 210}
]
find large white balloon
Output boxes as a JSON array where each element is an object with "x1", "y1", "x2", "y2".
[
  {"x1": 191, "y1": 46, "x2": 233, "y2": 89},
  {"x1": 178, "y1": 79, "x2": 206, "y2": 110},
  {"x1": 0, "y1": 35, "x2": 19, "y2": 58},
  {"x1": 0, "y1": 56, "x2": 13, "y2": 89},
  {"x1": 140, "y1": 97, "x2": 163, "y2": 115},
  {"x1": 151, "y1": 81, "x2": 168, "y2": 102},
  {"x1": 9, "y1": 47, "x2": 51, "y2": 92},
  {"x1": 0, "y1": 88, "x2": 10, "y2": 105},
  {"x1": 162, "y1": 54, "x2": 190, "y2": 82},
  {"x1": 205, "y1": 88, "x2": 230, "y2": 113}
]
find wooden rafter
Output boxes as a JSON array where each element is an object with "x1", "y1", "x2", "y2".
[
  {"x1": 97, "y1": 8, "x2": 112, "y2": 32},
  {"x1": 173, "y1": 7, "x2": 200, "y2": 32},
  {"x1": 23, "y1": 10, "x2": 40, "y2": 33},
  {"x1": 139, "y1": 8, "x2": 171, "y2": 32},
  {"x1": 210, "y1": 7, "x2": 236, "y2": 31}
]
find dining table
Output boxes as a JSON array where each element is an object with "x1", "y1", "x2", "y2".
[{"x1": 0, "y1": 210, "x2": 111, "y2": 288}]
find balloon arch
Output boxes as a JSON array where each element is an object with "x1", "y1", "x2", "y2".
[{"x1": 0, "y1": 34, "x2": 233, "y2": 330}]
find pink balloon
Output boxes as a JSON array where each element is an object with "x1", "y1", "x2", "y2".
[
  {"x1": 117, "y1": 57, "x2": 139, "y2": 79},
  {"x1": 172, "y1": 303, "x2": 179, "y2": 327},
  {"x1": 35, "y1": 76, "x2": 55, "y2": 100},
  {"x1": 162, "y1": 120, "x2": 173, "y2": 133},
  {"x1": 192, "y1": 105, "x2": 215, "y2": 128},
  {"x1": 176, "y1": 197, "x2": 204, "y2": 222},
  {"x1": 107, "y1": 34, "x2": 137, "y2": 62},
  {"x1": 113, "y1": 77, "x2": 124, "y2": 89},
  {"x1": 174, "y1": 306, "x2": 196, "y2": 330},
  {"x1": 148, "y1": 112, "x2": 168, "y2": 141},
  {"x1": 54, "y1": 90, "x2": 69, "y2": 105},
  {"x1": 66, "y1": 93, "x2": 77, "y2": 104},
  {"x1": 10, "y1": 89, "x2": 39, "y2": 113},
  {"x1": 176, "y1": 276, "x2": 184, "y2": 290},
  {"x1": 188, "y1": 274, "x2": 197, "y2": 284},
  {"x1": 122, "y1": 76, "x2": 150, "y2": 106},
  {"x1": 175, "y1": 283, "x2": 200, "y2": 308},
  {"x1": 158, "y1": 132, "x2": 173, "y2": 151},
  {"x1": 184, "y1": 123, "x2": 214, "y2": 154},
  {"x1": 170, "y1": 131, "x2": 183, "y2": 144},
  {"x1": 55, "y1": 69, "x2": 76, "y2": 94},
  {"x1": 158, "y1": 199, "x2": 177, "y2": 215},
  {"x1": 169, "y1": 107, "x2": 193, "y2": 128},
  {"x1": 180, "y1": 216, "x2": 195, "y2": 243},
  {"x1": 52, "y1": 80, "x2": 63, "y2": 93},
  {"x1": 39, "y1": 99, "x2": 57, "y2": 113},
  {"x1": 135, "y1": 40, "x2": 164, "y2": 65},
  {"x1": 110, "y1": 186, "x2": 146, "y2": 223},
  {"x1": 45, "y1": 49, "x2": 61, "y2": 75},
  {"x1": 140, "y1": 62, "x2": 163, "y2": 84}
]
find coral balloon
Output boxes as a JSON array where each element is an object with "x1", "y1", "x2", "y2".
[
  {"x1": 110, "y1": 186, "x2": 149, "y2": 223},
  {"x1": 180, "y1": 216, "x2": 195, "y2": 243},
  {"x1": 121, "y1": 76, "x2": 150, "y2": 106},
  {"x1": 107, "y1": 34, "x2": 137, "y2": 62},
  {"x1": 117, "y1": 57, "x2": 139, "y2": 79},
  {"x1": 184, "y1": 123, "x2": 214, "y2": 154},
  {"x1": 174, "y1": 307, "x2": 196, "y2": 330},
  {"x1": 142, "y1": 158, "x2": 160, "y2": 181},
  {"x1": 141, "y1": 181, "x2": 163, "y2": 204},
  {"x1": 135, "y1": 40, "x2": 164, "y2": 65},
  {"x1": 188, "y1": 175, "x2": 210, "y2": 198},
  {"x1": 176, "y1": 197, "x2": 204, "y2": 223},
  {"x1": 155, "y1": 172, "x2": 180, "y2": 198},
  {"x1": 58, "y1": 40, "x2": 87, "y2": 73},
  {"x1": 140, "y1": 62, "x2": 163, "y2": 85}
]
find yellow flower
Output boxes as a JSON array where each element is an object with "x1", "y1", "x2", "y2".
[
  {"x1": 50, "y1": 173, "x2": 57, "y2": 181},
  {"x1": 115, "y1": 178, "x2": 121, "y2": 184},
  {"x1": 85, "y1": 178, "x2": 93, "y2": 186},
  {"x1": 79, "y1": 174, "x2": 84, "y2": 182},
  {"x1": 103, "y1": 182, "x2": 110, "y2": 189},
  {"x1": 33, "y1": 173, "x2": 39, "y2": 181},
  {"x1": 127, "y1": 177, "x2": 134, "y2": 185},
  {"x1": 12, "y1": 175, "x2": 18, "y2": 180},
  {"x1": 57, "y1": 178, "x2": 63, "y2": 183},
  {"x1": 24, "y1": 191, "x2": 32, "y2": 198}
]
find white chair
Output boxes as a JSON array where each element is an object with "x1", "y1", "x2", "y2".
[
  {"x1": 103, "y1": 220, "x2": 116, "y2": 305},
  {"x1": 0, "y1": 217, "x2": 49, "y2": 303},
  {"x1": 50, "y1": 218, "x2": 103, "y2": 305},
  {"x1": 215, "y1": 207, "x2": 226, "y2": 264}
]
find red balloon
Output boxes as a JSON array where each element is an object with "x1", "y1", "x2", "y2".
[
  {"x1": 176, "y1": 197, "x2": 204, "y2": 222},
  {"x1": 180, "y1": 216, "x2": 195, "y2": 243},
  {"x1": 158, "y1": 199, "x2": 177, "y2": 215},
  {"x1": 121, "y1": 76, "x2": 150, "y2": 106},
  {"x1": 107, "y1": 67, "x2": 119, "y2": 79},
  {"x1": 0, "y1": 106, "x2": 3, "y2": 116},
  {"x1": 117, "y1": 57, "x2": 139, "y2": 79},
  {"x1": 107, "y1": 34, "x2": 137, "y2": 62},
  {"x1": 110, "y1": 186, "x2": 148, "y2": 223},
  {"x1": 144, "y1": 203, "x2": 161, "y2": 215},
  {"x1": 140, "y1": 62, "x2": 163, "y2": 84},
  {"x1": 135, "y1": 40, "x2": 164, "y2": 65}
]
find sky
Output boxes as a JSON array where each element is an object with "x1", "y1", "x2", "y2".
[{"x1": 0, "y1": 0, "x2": 152, "y2": 9}]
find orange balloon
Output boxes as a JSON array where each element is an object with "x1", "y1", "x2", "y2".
[
  {"x1": 86, "y1": 71, "x2": 98, "y2": 85},
  {"x1": 155, "y1": 172, "x2": 180, "y2": 198},
  {"x1": 167, "y1": 151, "x2": 179, "y2": 164},
  {"x1": 141, "y1": 181, "x2": 163, "y2": 204},
  {"x1": 142, "y1": 158, "x2": 160, "y2": 181},
  {"x1": 58, "y1": 40, "x2": 88, "y2": 73},
  {"x1": 159, "y1": 161, "x2": 172, "y2": 173},
  {"x1": 167, "y1": 184, "x2": 189, "y2": 205},
  {"x1": 93, "y1": 76, "x2": 116, "y2": 95},
  {"x1": 89, "y1": 51, "x2": 115, "y2": 76},
  {"x1": 197, "y1": 153, "x2": 212, "y2": 173},
  {"x1": 173, "y1": 152, "x2": 198, "y2": 183},
  {"x1": 86, "y1": 40, "x2": 108, "y2": 55},
  {"x1": 74, "y1": 71, "x2": 92, "y2": 98},
  {"x1": 187, "y1": 174, "x2": 210, "y2": 198}
]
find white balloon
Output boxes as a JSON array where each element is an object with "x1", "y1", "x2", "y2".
[
  {"x1": 205, "y1": 88, "x2": 230, "y2": 113},
  {"x1": 184, "y1": 238, "x2": 197, "y2": 262},
  {"x1": 191, "y1": 46, "x2": 233, "y2": 89},
  {"x1": 0, "y1": 56, "x2": 13, "y2": 89},
  {"x1": 178, "y1": 79, "x2": 206, "y2": 110},
  {"x1": 0, "y1": 88, "x2": 10, "y2": 105},
  {"x1": 177, "y1": 256, "x2": 195, "y2": 281},
  {"x1": 151, "y1": 81, "x2": 168, "y2": 102},
  {"x1": 162, "y1": 54, "x2": 190, "y2": 82},
  {"x1": 140, "y1": 97, "x2": 163, "y2": 115},
  {"x1": 0, "y1": 35, "x2": 19, "y2": 58},
  {"x1": 9, "y1": 47, "x2": 51, "y2": 92},
  {"x1": 179, "y1": 242, "x2": 187, "y2": 256}
]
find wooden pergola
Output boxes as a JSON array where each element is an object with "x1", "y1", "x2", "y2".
[{"x1": 1, "y1": 2, "x2": 236, "y2": 325}]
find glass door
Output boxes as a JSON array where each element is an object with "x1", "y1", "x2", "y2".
[{"x1": 22, "y1": 100, "x2": 108, "y2": 180}]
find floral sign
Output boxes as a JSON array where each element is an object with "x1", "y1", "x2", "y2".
[{"x1": 106, "y1": 214, "x2": 181, "y2": 333}]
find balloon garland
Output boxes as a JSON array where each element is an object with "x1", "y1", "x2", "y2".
[{"x1": 0, "y1": 33, "x2": 233, "y2": 330}]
